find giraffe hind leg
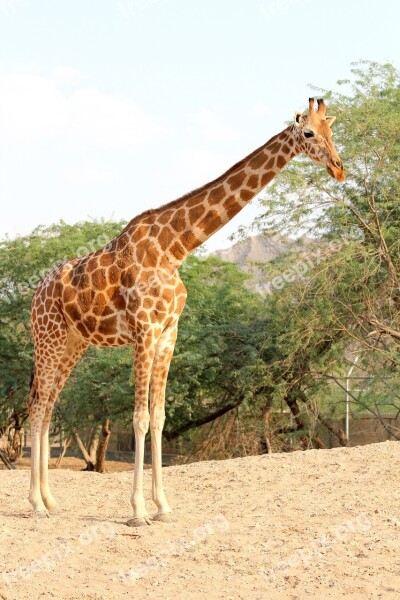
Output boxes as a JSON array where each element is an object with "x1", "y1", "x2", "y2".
[
  {"x1": 29, "y1": 329, "x2": 68, "y2": 516},
  {"x1": 39, "y1": 334, "x2": 89, "y2": 513}
]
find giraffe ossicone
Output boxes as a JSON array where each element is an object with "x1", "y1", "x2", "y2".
[{"x1": 27, "y1": 98, "x2": 344, "y2": 523}]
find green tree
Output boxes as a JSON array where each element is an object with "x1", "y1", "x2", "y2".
[
  {"x1": 245, "y1": 61, "x2": 400, "y2": 441},
  {"x1": 165, "y1": 256, "x2": 267, "y2": 439},
  {"x1": 0, "y1": 219, "x2": 124, "y2": 461}
]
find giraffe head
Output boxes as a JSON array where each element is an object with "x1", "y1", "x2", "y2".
[{"x1": 294, "y1": 98, "x2": 345, "y2": 182}]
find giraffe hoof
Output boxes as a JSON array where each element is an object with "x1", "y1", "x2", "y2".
[
  {"x1": 151, "y1": 512, "x2": 176, "y2": 523},
  {"x1": 47, "y1": 505, "x2": 62, "y2": 515},
  {"x1": 33, "y1": 510, "x2": 51, "y2": 519},
  {"x1": 126, "y1": 516, "x2": 152, "y2": 527}
]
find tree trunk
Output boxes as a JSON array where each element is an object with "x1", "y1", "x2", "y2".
[
  {"x1": 95, "y1": 419, "x2": 111, "y2": 473},
  {"x1": 55, "y1": 436, "x2": 72, "y2": 468},
  {"x1": 88, "y1": 425, "x2": 101, "y2": 464},
  {"x1": 261, "y1": 403, "x2": 272, "y2": 454},
  {"x1": 73, "y1": 431, "x2": 96, "y2": 471},
  {"x1": 8, "y1": 426, "x2": 24, "y2": 462},
  {"x1": 4, "y1": 411, "x2": 27, "y2": 463},
  {"x1": 285, "y1": 394, "x2": 318, "y2": 450},
  {"x1": 285, "y1": 396, "x2": 305, "y2": 431},
  {"x1": 0, "y1": 448, "x2": 15, "y2": 470},
  {"x1": 312, "y1": 435, "x2": 326, "y2": 449},
  {"x1": 317, "y1": 414, "x2": 348, "y2": 446}
]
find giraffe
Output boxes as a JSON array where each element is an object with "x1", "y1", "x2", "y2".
[{"x1": 27, "y1": 98, "x2": 344, "y2": 526}]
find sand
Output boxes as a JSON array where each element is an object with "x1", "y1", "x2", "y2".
[{"x1": 0, "y1": 441, "x2": 399, "y2": 599}]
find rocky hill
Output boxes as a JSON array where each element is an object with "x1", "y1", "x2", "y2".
[
  {"x1": 212, "y1": 234, "x2": 289, "y2": 265},
  {"x1": 211, "y1": 234, "x2": 313, "y2": 291}
]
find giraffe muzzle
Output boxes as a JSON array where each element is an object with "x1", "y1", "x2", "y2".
[{"x1": 327, "y1": 160, "x2": 345, "y2": 182}]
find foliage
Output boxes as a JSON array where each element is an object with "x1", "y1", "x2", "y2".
[
  {"x1": 0, "y1": 220, "x2": 124, "y2": 430},
  {"x1": 165, "y1": 256, "x2": 267, "y2": 437},
  {"x1": 245, "y1": 61, "x2": 400, "y2": 439}
]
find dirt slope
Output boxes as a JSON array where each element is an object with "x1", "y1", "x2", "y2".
[{"x1": 1, "y1": 441, "x2": 399, "y2": 600}]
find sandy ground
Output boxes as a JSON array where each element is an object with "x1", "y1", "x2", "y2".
[
  {"x1": 0, "y1": 441, "x2": 399, "y2": 600},
  {"x1": 3, "y1": 455, "x2": 139, "y2": 473}
]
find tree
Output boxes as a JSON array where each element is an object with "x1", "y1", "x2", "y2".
[
  {"x1": 165, "y1": 256, "x2": 267, "y2": 438},
  {"x1": 245, "y1": 61, "x2": 400, "y2": 438},
  {"x1": 0, "y1": 219, "x2": 124, "y2": 461}
]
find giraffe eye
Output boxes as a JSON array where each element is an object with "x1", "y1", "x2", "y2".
[{"x1": 304, "y1": 129, "x2": 315, "y2": 139}]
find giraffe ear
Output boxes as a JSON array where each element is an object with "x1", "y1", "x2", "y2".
[
  {"x1": 294, "y1": 112, "x2": 302, "y2": 126},
  {"x1": 325, "y1": 115, "x2": 336, "y2": 127}
]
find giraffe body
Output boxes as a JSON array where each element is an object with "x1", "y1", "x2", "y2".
[{"x1": 28, "y1": 99, "x2": 344, "y2": 523}]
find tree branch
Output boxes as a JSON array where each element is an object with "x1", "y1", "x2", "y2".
[{"x1": 164, "y1": 395, "x2": 245, "y2": 441}]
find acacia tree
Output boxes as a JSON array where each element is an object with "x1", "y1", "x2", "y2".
[
  {"x1": 165, "y1": 256, "x2": 267, "y2": 438},
  {"x1": 54, "y1": 345, "x2": 134, "y2": 471},
  {"x1": 0, "y1": 220, "x2": 124, "y2": 465},
  {"x1": 246, "y1": 60, "x2": 400, "y2": 438}
]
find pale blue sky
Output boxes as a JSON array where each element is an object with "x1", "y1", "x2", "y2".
[{"x1": 0, "y1": 0, "x2": 399, "y2": 250}]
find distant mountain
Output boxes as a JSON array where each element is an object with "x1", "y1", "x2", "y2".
[
  {"x1": 211, "y1": 234, "x2": 313, "y2": 291},
  {"x1": 212, "y1": 235, "x2": 289, "y2": 266}
]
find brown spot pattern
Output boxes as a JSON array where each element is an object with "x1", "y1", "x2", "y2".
[
  {"x1": 276, "y1": 154, "x2": 286, "y2": 169},
  {"x1": 227, "y1": 171, "x2": 246, "y2": 190},
  {"x1": 208, "y1": 185, "x2": 225, "y2": 205},
  {"x1": 247, "y1": 174, "x2": 259, "y2": 189},
  {"x1": 198, "y1": 210, "x2": 222, "y2": 236},
  {"x1": 249, "y1": 152, "x2": 266, "y2": 170},
  {"x1": 240, "y1": 189, "x2": 253, "y2": 202},
  {"x1": 169, "y1": 208, "x2": 187, "y2": 232},
  {"x1": 180, "y1": 231, "x2": 201, "y2": 251},
  {"x1": 189, "y1": 204, "x2": 205, "y2": 223},
  {"x1": 261, "y1": 171, "x2": 275, "y2": 186}
]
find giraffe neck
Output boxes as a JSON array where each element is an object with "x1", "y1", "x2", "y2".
[{"x1": 122, "y1": 124, "x2": 299, "y2": 271}]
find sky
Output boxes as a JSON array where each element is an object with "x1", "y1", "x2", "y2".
[{"x1": 0, "y1": 0, "x2": 399, "y2": 251}]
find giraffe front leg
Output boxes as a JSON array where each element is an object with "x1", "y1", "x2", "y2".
[
  {"x1": 127, "y1": 336, "x2": 155, "y2": 527},
  {"x1": 150, "y1": 325, "x2": 177, "y2": 522},
  {"x1": 150, "y1": 406, "x2": 174, "y2": 522},
  {"x1": 128, "y1": 409, "x2": 151, "y2": 527}
]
